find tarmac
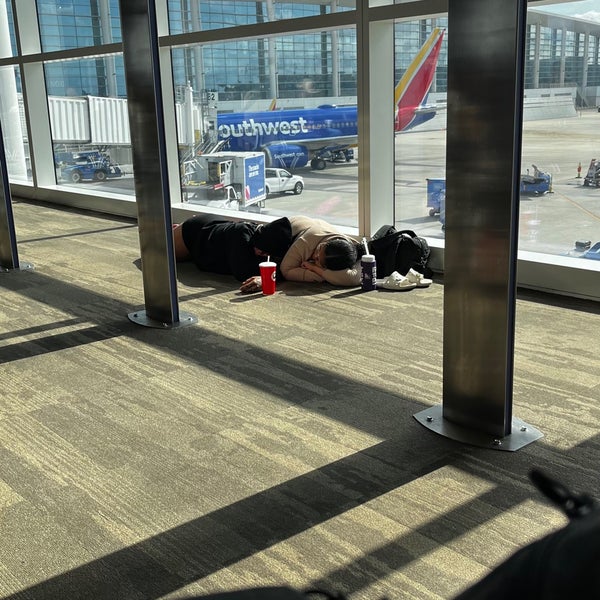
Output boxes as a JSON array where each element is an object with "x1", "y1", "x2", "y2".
[
  {"x1": 266, "y1": 109, "x2": 600, "y2": 259},
  {"x1": 61, "y1": 108, "x2": 600, "y2": 261}
]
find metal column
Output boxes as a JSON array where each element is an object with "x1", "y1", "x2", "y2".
[
  {"x1": 414, "y1": 0, "x2": 542, "y2": 451},
  {"x1": 0, "y1": 119, "x2": 33, "y2": 273},
  {"x1": 119, "y1": 0, "x2": 196, "y2": 329}
]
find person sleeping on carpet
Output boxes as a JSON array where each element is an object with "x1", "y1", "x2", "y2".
[{"x1": 172, "y1": 215, "x2": 363, "y2": 293}]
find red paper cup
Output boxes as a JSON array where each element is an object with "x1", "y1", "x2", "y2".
[{"x1": 259, "y1": 261, "x2": 277, "y2": 295}]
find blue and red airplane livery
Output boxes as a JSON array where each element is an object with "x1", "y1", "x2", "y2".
[{"x1": 215, "y1": 27, "x2": 445, "y2": 170}]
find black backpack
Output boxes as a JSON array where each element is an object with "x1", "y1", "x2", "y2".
[
  {"x1": 368, "y1": 225, "x2": 431, "y2": 278},
  {"x1": 454, "y1": 469, "x2": 600, "y2": 600}
]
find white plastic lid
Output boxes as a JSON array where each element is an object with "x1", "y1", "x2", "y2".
[
  {"x1": 259, "y1": 261, "x2": 276, "y2": 267},
  {"x1": 361, "y1": 254, "x2": 375, "y2": 262}
]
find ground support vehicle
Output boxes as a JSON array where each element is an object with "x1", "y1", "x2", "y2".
[
  {"x1": 426, "y1": 178, "x2": 446, "y2": 217},
  {"x1": 427, "y1": 165, "x2": 550, "y2": 232},
  {"x1": 583, "y1": 241, "x2": 600, "y2": 260},
  {"x1": 439, "y1": 192, "x2": 446, "y2": 231},
  {"x1": 60, "y1": 151, "x2": 122, "y2": 183},
  {"x1": 310, "y1": 146, "x2": 354, "y2": 170},
  {"x1": 265, "y1": 168, "x2": 304, "y2": 196},
  {"x1": 186, "y1": 152, "x2": 266, "y2": 210},
  {"x1": 520, "y1": 164, "x2": 553, "y2": 195},
  {"x1": 583, "y1": 159, "x2": 600, "y2": 187},
  {"x1": 426, "y1": 167, "x2": 552, "y2": 217}
]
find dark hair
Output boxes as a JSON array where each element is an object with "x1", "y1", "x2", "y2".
[{"x1": 323, "y1": 238, "x2": 364, "y2": 270}]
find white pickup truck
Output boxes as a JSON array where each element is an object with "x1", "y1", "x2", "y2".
[{"x1": 265, "y1": 168, "x2": 304, "y2": 195}]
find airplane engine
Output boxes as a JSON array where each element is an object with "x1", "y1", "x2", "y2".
[{"x1": 263, "y1": 144, "x2": 309, "y2": 170}]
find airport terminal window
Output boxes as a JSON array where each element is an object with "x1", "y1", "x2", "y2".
[
  {"x1": 1, "y1": 0, "x2": 16, "y2": 58},
  {"x1": 45, "y1": 56, "x2": 131, "y2": 193},
  {"x1": 44, "y1": 54, "x2": 125, "y2": 97},
  {"x1": 171, "y1": 26, "x2": 355, "y2": 102},
  {"x1": 393, "y1": 19, "x2": 448, "y2": 240},
  {"x1": 391, "y1": 3, "x2": 600, "y2": 265},
  {"x1": 589, "y1": 35, "x2": 600, "y2": 86},
  {"x1": 518, "y1": 2, "x2": 600, "y2": 260},
  {"x1": 0, "y1": 65, "x2": 29, "y2": 182},
  {"x1": 2, "y1": 0, "x2": 599, "y2": 299},
  {"x1": 172, "y1": 29, "x2": 359, "y2": 228}
]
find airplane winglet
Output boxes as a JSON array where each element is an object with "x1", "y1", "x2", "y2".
[{"x1": 394, "y1": 27, "x2": 445, "y2": 131}]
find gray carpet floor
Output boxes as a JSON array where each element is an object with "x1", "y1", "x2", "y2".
[{"x1": 0, "y1": 198, "x2": 599, "y2": 600}]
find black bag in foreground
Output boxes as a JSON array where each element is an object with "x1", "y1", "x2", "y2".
[
  {"x1": 368, "y1": 225, "x2": 431, "y2": 278},
  {"x1": 180, "y1": 470, "x2": 598, "y2": 600},
  {"x1": 454, "y1": 469, "x2": 600, "y2": 600}
]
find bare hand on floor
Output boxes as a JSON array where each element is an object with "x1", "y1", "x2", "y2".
[{"x1": 240, "y1": 276, "x2": 262, "y2": 294}]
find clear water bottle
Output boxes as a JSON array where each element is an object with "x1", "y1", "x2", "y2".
[{"x1": 361, "y1": 253, "x2": 377, "y2": 291}]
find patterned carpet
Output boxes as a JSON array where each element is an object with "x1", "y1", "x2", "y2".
[{"x1": 0, "y1": 199, "x2": 599, "y2": 600}]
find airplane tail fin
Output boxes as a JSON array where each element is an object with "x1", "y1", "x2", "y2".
[
  {"x1": 394, "y1": 27, "x2": 445, "y2": 131},
  {"x1": 268, "y1": 98, "x2": 277, "y2": 111}
]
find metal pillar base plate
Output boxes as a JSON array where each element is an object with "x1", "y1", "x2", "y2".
[
  {"x1": 414, "y1": 404, "x2": 543, "y2": 451},
  {"x1": 128, "y1": 310, "x2": 197, "y2": 329},
  {"x1": 0, "y1": 261, "x2": 34, "y2": 273}
]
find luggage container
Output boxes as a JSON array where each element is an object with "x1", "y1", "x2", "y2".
[
  {"x1": 186, "y1": 151, "x2": 266, "y2": 210},
  {"x1": 439, "y1": 190, "x2": 446, "y2": 231},
  {"x1": 426, "y1": 177, "x2": 446, "y2": 216}
]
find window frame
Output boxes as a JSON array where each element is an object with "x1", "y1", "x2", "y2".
[{"x1": 2, "y1": 0, "x2": 598, "y2": 301}]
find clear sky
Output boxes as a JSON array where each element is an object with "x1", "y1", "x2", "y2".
[{"x1": 536, "y1": 1, "x2": 600, "y2": 22}]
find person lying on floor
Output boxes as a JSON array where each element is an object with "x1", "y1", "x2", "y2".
[
  {"x1": 241, "y1": 215, "x2": 364, "y2": 292},
  {"x1": 174, "y1": 214, "x2": 364, "y2": 293},
  {"x1": 172, "y1": 214, "x2": 293, "y2": 288}
]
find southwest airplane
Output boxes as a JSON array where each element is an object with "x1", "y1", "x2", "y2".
[{"x1": 216, "y1": 27, "x2": 445, "y2": 170}]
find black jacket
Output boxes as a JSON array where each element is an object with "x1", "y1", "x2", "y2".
[{"x1": 181, "y1": 215, "x2": 292, "y2": 282}]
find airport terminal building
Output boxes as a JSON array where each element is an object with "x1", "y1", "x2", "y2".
[{"x1": 19, "y1": 4, "x2": 600, "y2": 108}]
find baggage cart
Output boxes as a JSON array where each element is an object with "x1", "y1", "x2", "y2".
[{"x1": 426, "y1": 177, "x2": 446, "y2": 216}]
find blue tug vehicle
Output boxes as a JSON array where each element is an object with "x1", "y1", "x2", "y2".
[{"x1": 520, "y1": 164, "x2": 553, "y2": 195}]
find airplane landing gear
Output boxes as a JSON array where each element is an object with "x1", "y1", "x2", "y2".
[{"x1": 310, "y1": 147, "x2": 354, "y2": 170}]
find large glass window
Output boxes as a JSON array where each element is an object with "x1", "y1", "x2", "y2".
[
  {"x1": 0, "y1": 3, "x2": 26, "y2": 181},
  {"x1": 171, "y1": 28, "x2": 359, "y2": 226},
  {"x1": 44, "y1": 54, "x2": 125, "y2": 96},
  {"x1": 519, "y1": 5, "x2": 600, "y2": 259},
  {"x1": 45, "y1": 55, "x2": 131, "y2": 193},
  {"x1": 2, "y1": 0, "x2": 598, "y2": 299},
  {"x1": 1, "y1": 0, "x2": 16, "y2": 58},
  {"x1": 36, "y1": 0, "x2": 121, "y2": 51},
  {"x1": 394, "y1": 4, "x2": 600, "y2": 266},
  {"x1": 0, "y1": 65, "x2": 29, "y2": 182},
  {"x1": 588, "y1": 34, "x2": 600, "y2": 86},
  {"x1": 393, "y1": 19, "x2": 448, "y2": 238}
]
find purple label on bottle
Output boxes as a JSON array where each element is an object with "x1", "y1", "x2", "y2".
[{"x1": 361, "y1": 260, "x2": 377, "y2": 291}]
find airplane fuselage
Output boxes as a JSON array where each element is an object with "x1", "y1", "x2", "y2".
[
  {"x1": 217, "y1": 105, "x2": 357, "y2": 151},
  {"x1": 215, "y1": 27, "x2": 444, "y2": 170}
]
